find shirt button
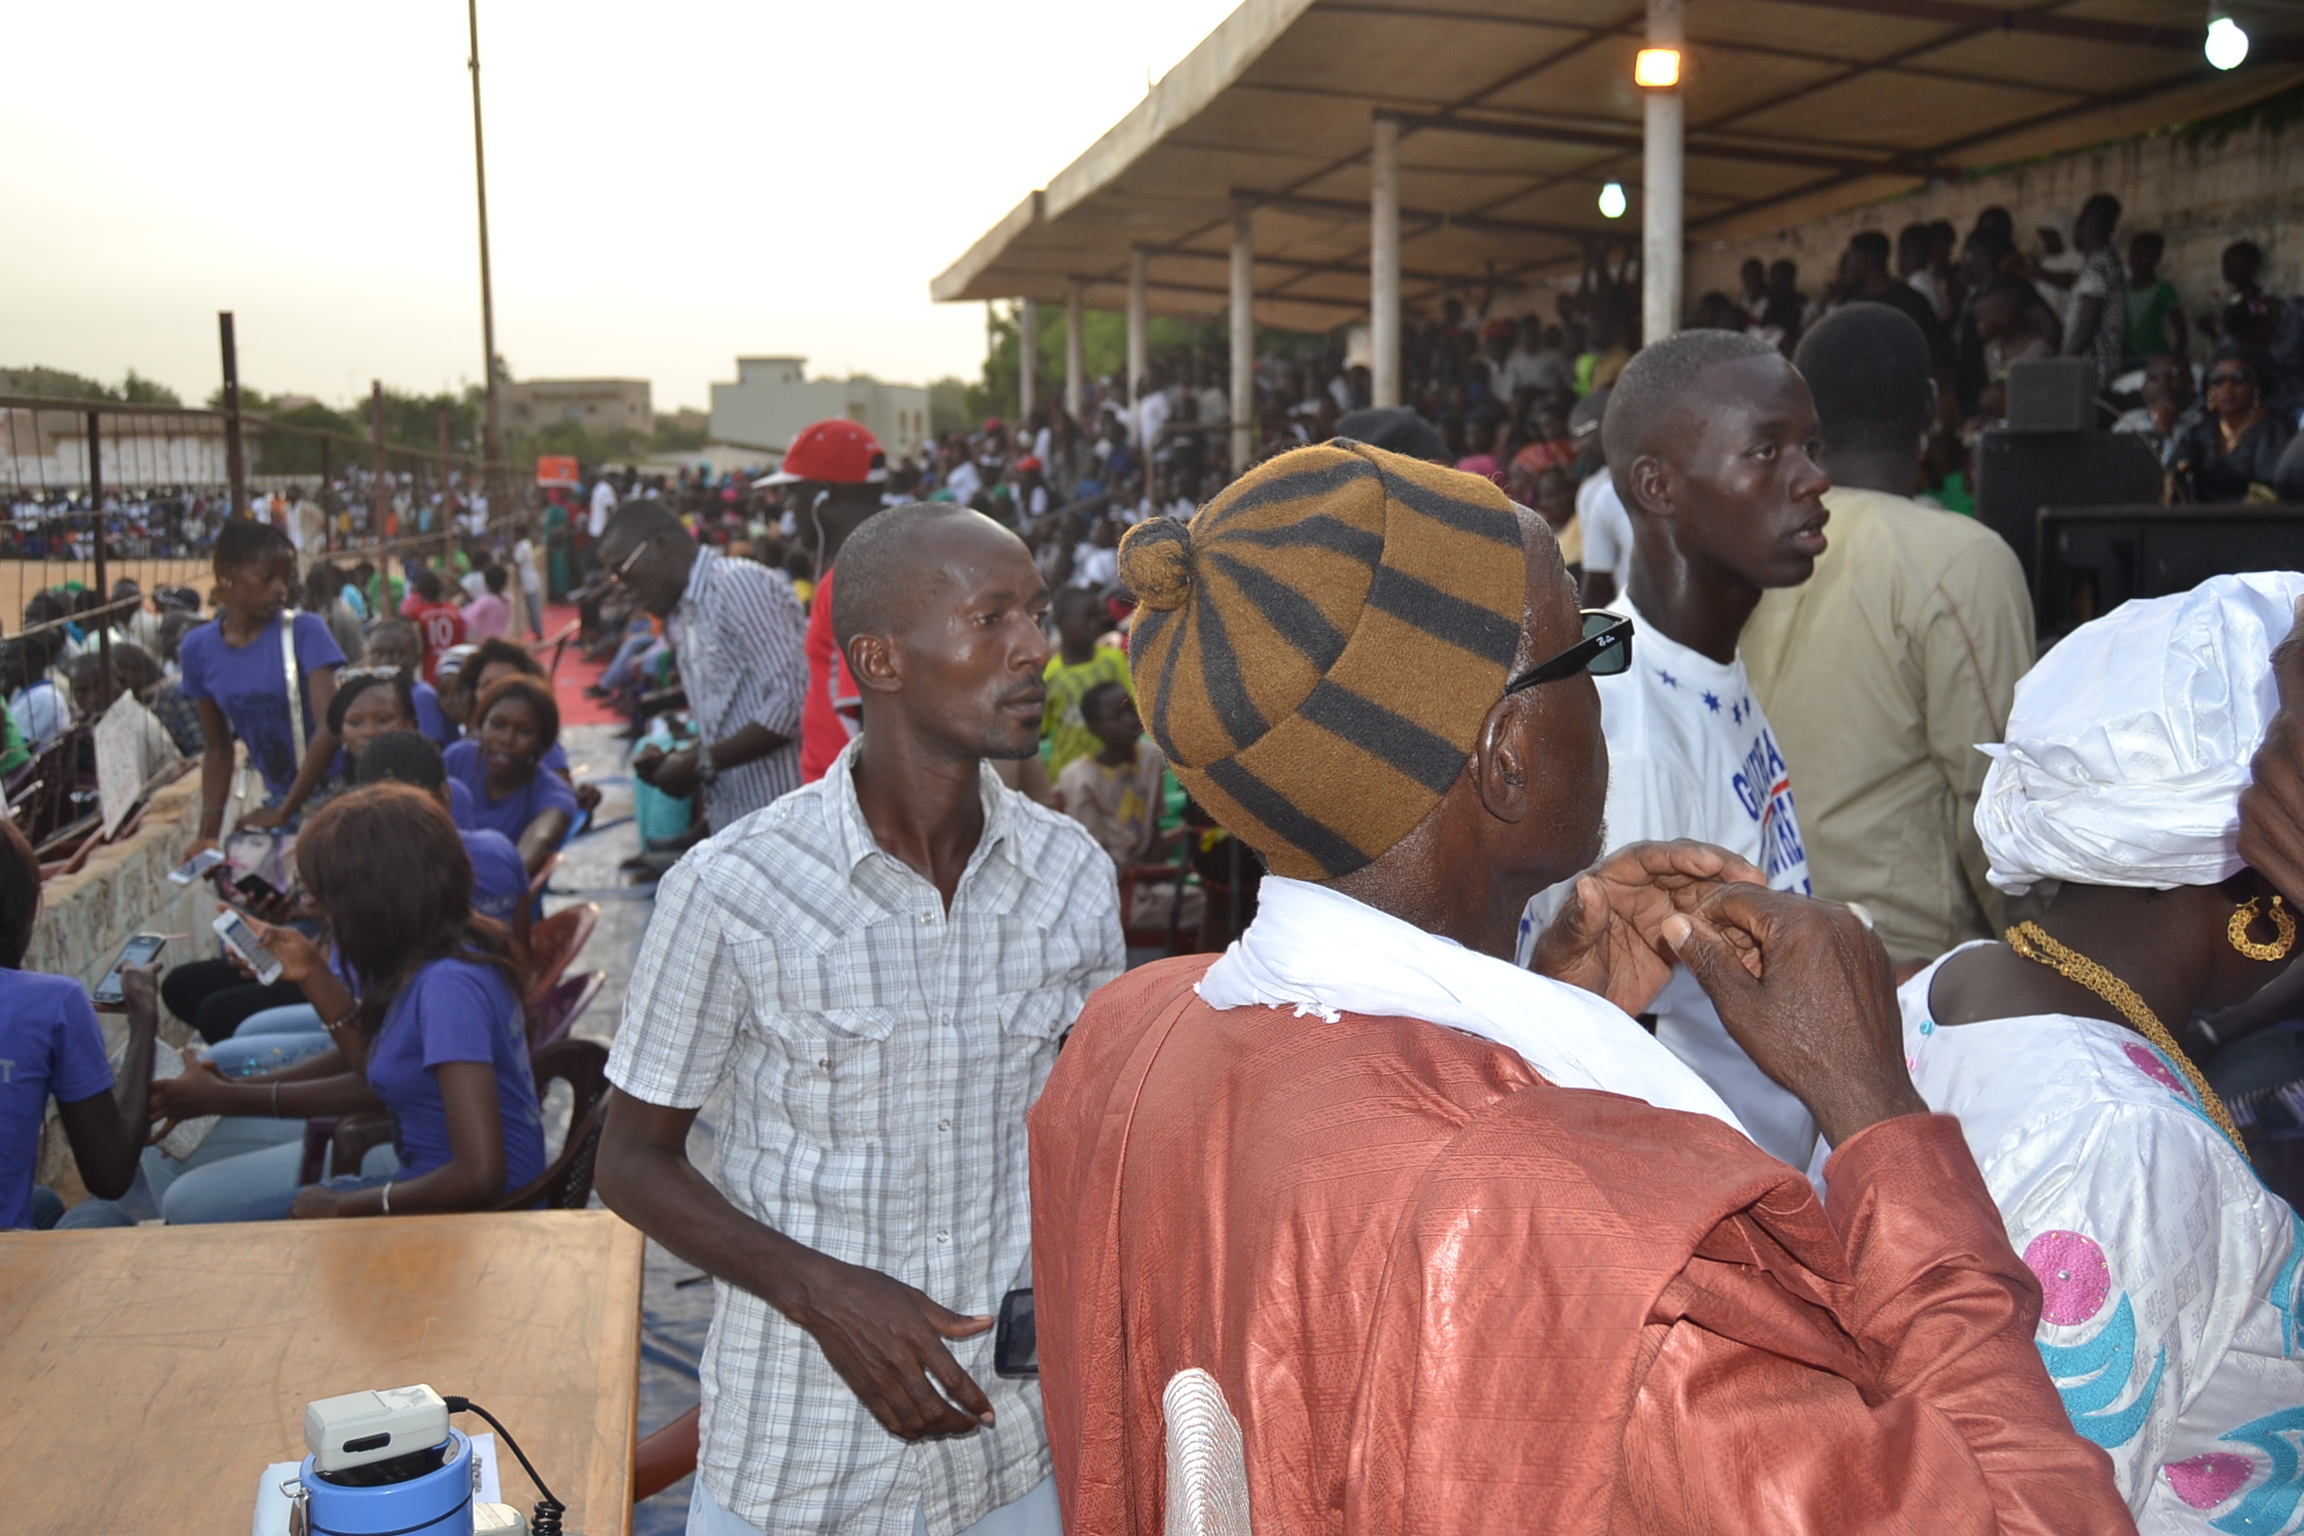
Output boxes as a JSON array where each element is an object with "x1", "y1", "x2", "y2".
[
  {"x1": 938, "y1": 1119, "x2": 950, "y2": 1131},
  {"x1": 920, "y1": 911, "x2": 936, "y2": 925},
  {"x1": 936, "y1": 1229, "x2": 949, "y2": 1244}
]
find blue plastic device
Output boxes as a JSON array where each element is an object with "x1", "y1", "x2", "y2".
[{"x1": 299, "y1": 1427, "x2": 475, "y2": 1536}]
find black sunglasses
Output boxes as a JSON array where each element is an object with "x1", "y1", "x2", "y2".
[{"x1": 1504, "y1": 610, "x2": 1634, "y2": 695}]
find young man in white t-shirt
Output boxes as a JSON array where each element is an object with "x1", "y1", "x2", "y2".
[{"x1": 1518, "y1": 329, "x2": 1831, "y2": 1166}]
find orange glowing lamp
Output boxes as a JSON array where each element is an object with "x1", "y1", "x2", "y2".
[{"x1": 1635, "y1": 47, "x2": 1682, "y2": 89}]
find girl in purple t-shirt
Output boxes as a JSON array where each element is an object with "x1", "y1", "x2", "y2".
[
  {"x1": 442, "y1": 676, "x2": 577, "y2": 876},
  {"x1": 181, "y1": 521, "x2": 344, "y2": 854},
  {"x1": 150, "y1": 784, "x2": 545, "y2": 1222}
]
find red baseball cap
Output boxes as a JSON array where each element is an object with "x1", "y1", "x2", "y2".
[{"x1": 763, "y1": 419, "x2": 888, "y2": 485}]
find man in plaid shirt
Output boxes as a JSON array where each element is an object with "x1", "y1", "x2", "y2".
[{"x1": 599, "y1": 503, "x2": 1123, "y2": 1536}]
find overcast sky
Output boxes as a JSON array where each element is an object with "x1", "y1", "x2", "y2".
[{"x1": 2, "y1": 0, "x2": 1239, "y2": 412}]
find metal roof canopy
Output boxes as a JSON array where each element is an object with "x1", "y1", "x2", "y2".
[{"x1": 932, "y1": 0, "x2": 2304, "y2": 332}]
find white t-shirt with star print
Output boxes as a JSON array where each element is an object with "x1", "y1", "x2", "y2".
[{"x1": 1518, "y1": 591, "x2": 1818, "y2": 1165}]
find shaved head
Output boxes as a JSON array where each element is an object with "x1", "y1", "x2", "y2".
[
  {"x1": 831, "y1": 502, "x2": 995, "y2": 653},
  {"x1": 1603, "y1": 329, "x2": 1782, "y2": 498}
]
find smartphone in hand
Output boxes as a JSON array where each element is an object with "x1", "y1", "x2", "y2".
[
  {"x1": 167, "y1": 848, "x2": 226, "y2": 886},
  {"x1": 994, "y1": 1288, "x2": 1037, "y2": 1379},
  {"x1": 234, "y1": 872, "x2": 286, "y2": 907},
  {"x1": 212, "y1": 909, "x2": 285, "y2": 986},
  {"x1": 93, "y1": 933, "x2": 168, "y2": 1007}
]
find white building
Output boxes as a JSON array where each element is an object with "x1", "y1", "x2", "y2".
[{"x1": 709, "y1": 357, "x2": 929, "y2": 465}]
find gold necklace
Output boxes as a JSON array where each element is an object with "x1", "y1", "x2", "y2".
[{"x1": 2004, "y1": 922, "x2": 2246, "y2": 1154}]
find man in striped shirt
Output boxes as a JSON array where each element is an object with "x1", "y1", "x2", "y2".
[
  {"x1": 599, "y1": 503, "x2": 1121, "y2": 1536},
  {"x1": 601, "y1": 501, "x2": 808, "y2": 829}
]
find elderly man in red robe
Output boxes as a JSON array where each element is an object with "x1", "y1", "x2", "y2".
[{"x1": 1028, "y1": 417, "x2": 2132, "y2": 1533}]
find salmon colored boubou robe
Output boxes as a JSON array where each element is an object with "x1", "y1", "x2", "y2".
[{"x1": 1028, "y1": 957, "x2": 2134, "y2": 1536}]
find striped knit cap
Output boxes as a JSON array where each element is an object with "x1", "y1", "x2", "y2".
[{"x1": 1118, "y1": 439, "x2": 1526, "y2": 881}]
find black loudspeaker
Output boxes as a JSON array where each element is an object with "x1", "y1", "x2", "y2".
[
  {"x1": 1974, "y1": 430, "x2": 2164, "y2": 590},
  {"x1": 2036, "y1": 505, "x2": 2304, "y2": 637},
  {"x1": 2006, "y1": 357, "x2": 2096, "y2": 433}
]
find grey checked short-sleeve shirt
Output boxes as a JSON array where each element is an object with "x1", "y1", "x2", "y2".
[{"x1": 608, "y1": 739, "x2": 1123, "y2": 1536}]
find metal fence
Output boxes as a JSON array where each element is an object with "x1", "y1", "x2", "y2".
[
  {"x1": 0, "y1": 392, "x2": 530, "y2": 648},
  {"x1": 3, "y1": 391, "x2": 541, "y2": 873}
]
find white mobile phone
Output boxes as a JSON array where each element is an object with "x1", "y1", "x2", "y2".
[
  {"x1": 212, "y1": 909, "x2": 285, "y2": 986},
  {"x1": 168, "y1": 848, "x2": 226, "y2": 885}
]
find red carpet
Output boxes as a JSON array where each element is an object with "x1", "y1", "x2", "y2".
[{"x1": 537, "y1": 603, "x2": 622, "y2": 727}]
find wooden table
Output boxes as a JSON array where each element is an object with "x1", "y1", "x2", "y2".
[{"x1": 0, "y1": 1209, "x2": 643, "y2": 1536}]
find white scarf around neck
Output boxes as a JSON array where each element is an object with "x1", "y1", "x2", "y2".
[{"x1": 1197, "y1": 876, "x2": 1751, "y2": 1139}]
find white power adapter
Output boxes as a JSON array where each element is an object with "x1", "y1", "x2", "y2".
[{"x1": 304, "y1": 1383, "x2": 451, "y2": 1473}]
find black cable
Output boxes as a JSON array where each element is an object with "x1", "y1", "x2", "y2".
[{"x1": 442, "y1": 1396, "x2": 565, "y2": 1536}]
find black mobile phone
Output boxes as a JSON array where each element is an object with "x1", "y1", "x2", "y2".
[
  {"x1": 234, "y1": 872, "x2": 285, "y2": 905},
  {"x1": 94, "y1": 933, "x2": 168, "y2": 1006},
  {"x1": 994, "y1": 1288, "x2": 1037, "y2": 1379}
]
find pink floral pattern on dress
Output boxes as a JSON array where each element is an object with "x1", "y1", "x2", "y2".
[
  {"x1": 2122, "y1": 1042, "x2": 2190, "y2": 1101},
  {"x1": 2024, "y1": 1229, "x2": 2113, "y2": 1326},
  {"x1": 2164, "y1": 1452, "x2": 2254, "y2": 1510}
]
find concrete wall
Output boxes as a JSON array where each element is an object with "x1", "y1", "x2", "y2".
[
  {"x1": 28, "y1": 765, "x2": 258, "y2": 1193},
  {"x1": 502, "y1": 378, "x2": 654, "y2": 438},
  {"x1": 1684, "y1": 121, "x2": 2304, "y2": 350}
]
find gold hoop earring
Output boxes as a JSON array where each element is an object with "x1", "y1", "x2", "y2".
[{"x1": 2229, "y1": 895, "x2": 2297, "y2": 962}]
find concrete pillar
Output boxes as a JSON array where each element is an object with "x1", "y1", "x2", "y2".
[
  {"x1": 1230, "y1": 200, "x2": 1255, "y2": 471},
  {"x1": 1065, "y1": 279, "x2": 1085, "y2": 420},
  {"x1": 1126, "y1": 248, "x2": 1149, "y2": 414},
  {"x1": 1642, "y1": 0, "x2": 1685, "y2": 346},
  {"x1": 1018, "y1": 299, "x2": 1038, "y2": 423},
  {"x1": 1370, "y1": 115, "x2": 1403, "y2": 409}
]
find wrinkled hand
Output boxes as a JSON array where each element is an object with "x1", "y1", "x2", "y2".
[
  {"x1": 1664, "y1": 885, "x2": 1925, "y2": 1149},
  {"x1": 779, "y1": 1251, "x2": 995, "y2": 1441},
  {"x1": 2239, "y1": 600, "x2": 2304, "y2": 904},
  {"x1": 290, "y1": 1186, "x2": 348, "y2": 1220},
  {"x1": 250, "y1": 921, "x2": 326, "y2": 985},
  {"x1": 1531, "y1": 840, "x2": 1766, "y2": 1017}
]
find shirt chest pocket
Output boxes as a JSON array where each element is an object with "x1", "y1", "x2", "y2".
[{"x1": 752, "y1": 1004, "x2": 902, "y2": 1146}]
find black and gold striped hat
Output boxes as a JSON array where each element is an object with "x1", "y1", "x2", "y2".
[{"x1": 1118, "y1": 439, "x2": 1526, "y2": 881}]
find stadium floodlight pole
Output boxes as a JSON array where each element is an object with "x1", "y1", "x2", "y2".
[
  {"x1": 1640, "y1": 0, "x2": 1685, "y2": 345},
  {"x1": 467, "y1": 0, "x2": 507, "y2": 520}
]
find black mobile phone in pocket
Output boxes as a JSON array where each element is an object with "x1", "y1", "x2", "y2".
[{"x1": 994, "y1": 1288, "x2": 1037, "y2": 1378}]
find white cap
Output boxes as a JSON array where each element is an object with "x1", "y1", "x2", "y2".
[{"x1": 1977, "y1": 571, "x2": 2304, "y2": 895}]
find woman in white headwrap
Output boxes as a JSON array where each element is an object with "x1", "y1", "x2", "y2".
[{"x1": 1893, "y1": 571, "x2": 2304, "y2": 1533}]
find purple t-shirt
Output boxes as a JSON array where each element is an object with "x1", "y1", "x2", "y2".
[
  {"x1": 412, "y1": 681, "x2": 455, "y2": 747},
  {"x1": 0, "y1": 971, "x2": 115, "y2": 1229},
  {"x1": 461, "y1": 827, "x2": 531, "y2": 922},
  {"x1": 179, "y1": 612, "x2": 346, "y2": 799},
  {"x1": 442, "y1": 740, "x2": 578, "y2": 845},
  {"x1": 364, "y1": 957, "x2": 544, "y2": 1190}
]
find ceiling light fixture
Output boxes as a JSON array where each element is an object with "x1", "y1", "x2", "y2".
[
  {"x1": 1635, "y1": 48, "x2": 1682, "y2": 89},
  {"x1": 2206, "y1": 10, "x2": 2250, "y2": 69},
  {"x1": 1599, "y1": 182, "x2": 1628, "y2": 219}
]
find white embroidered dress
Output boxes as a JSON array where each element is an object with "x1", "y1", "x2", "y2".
[{"x1": 1900, "y1": 947, "x2": 2304, "y2": 1532}]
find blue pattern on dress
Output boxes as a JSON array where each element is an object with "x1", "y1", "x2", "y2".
[
  {"x1": 2211, "y1": 1405, "x2": 2304, "y2": 1534},
  {"x1": 2038, "y1": 1292, "x2": 2167, "y2": 1448},
  {"x1": 2271, "y1": 1209, "x2": 2303, "y2": 1359}
]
